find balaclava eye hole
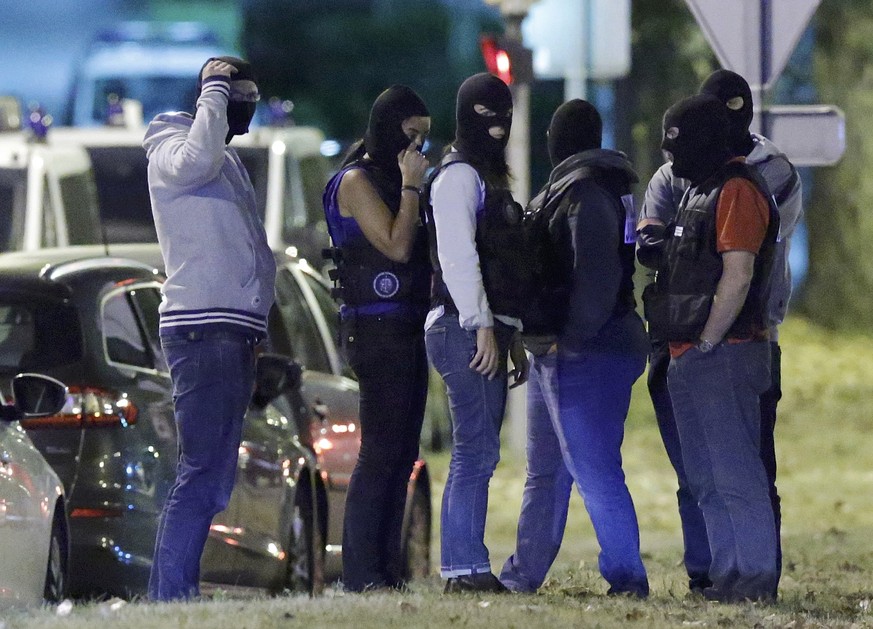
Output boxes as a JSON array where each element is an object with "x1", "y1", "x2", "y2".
[{"x1": 699, "y1": 69, "x2": 754, "y2": 150}]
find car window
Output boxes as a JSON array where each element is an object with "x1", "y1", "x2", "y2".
[
  {"x1": 0, "y1": 300, "x2": 82, "y2": 372},
  {"x1": 127, "y1": 286, "x2": 166, "y2": 372},
  {"x1": 86, "y1": 146, "x2": 156, "y2": 243},
  {"x1": 102, "y1": 290, "x2": 151, "y2": 369},
  {"x1": 58, "y1": 171, "x2": 101, "y2": 245},
  {"x1": 0, "y1": 167, "x2": 26, "y2": 252},
  {"x1": 274, "y1": 268, "x2": 330, "y2": 373}
]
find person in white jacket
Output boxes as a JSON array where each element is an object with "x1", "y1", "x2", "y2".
[
  {"x1": 636, "y1": 69, "x2": 802, "y2": 598},
  {"x1": 143, "y1": 56, "x2": 275, "y2": 601}
]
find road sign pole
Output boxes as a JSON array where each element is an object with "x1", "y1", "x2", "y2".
[{"x1": 759, "y1": 0, "x2": 772, "y2": 138}]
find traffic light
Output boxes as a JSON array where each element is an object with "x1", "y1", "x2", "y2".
[{"x1": 479, "y1": 34, "x2": 533, "y2": 85}]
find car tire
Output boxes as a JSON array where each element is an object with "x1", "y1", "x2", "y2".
[
  {"x1": 43, "y1": 508, "x2": 68, "y2": 603},
  {"x1": 284, "y1": 482, "x2": 325, "y2": 596},
  {"x1": 401, "y1": 484, "x2": 431, "y2": 581}
]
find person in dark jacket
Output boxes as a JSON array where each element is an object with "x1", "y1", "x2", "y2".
[
  {"x1": 322, "y1": 85, "x2": 431, "y2": 592},
  {"x1": 637, "y1": 70, "x2": 801, "y2": 596},
  {"x1": 499, "y1": 99, "x2": 650, "y2": 597},
  {"x1": 655, "y1": 93, "x2": 779, "y2": 603}
]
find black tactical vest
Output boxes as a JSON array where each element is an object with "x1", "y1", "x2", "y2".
[
  {"x1": 660, "y1": 161, "x2": 779, "y2": 342},
  {"x1": 423, "y1": 152, "x2": 533, "y2": 319},
  {"x1": 324, "y1": 161, "x2": 431, "y2": 314}
]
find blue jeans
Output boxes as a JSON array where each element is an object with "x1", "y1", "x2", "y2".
[
  {"x1": 649, "y1": 340, "x2": 783, "y2": 592},
  {"x1": 500, "y1": 350, "x2": 649, "y2": 596},
  {"x1": 667, "y1": 341, "x2": 777, "y2": 601},
  {"x1": 148, "y1": 328, "x2": 257, "y2": 601},
  {"x1": 425, "y1": 314, "x2": 513, "y2": 578}
]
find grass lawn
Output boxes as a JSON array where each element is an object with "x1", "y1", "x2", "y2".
[{"x1": 3, "y1": 315, "x2": 873, "y2": 628}]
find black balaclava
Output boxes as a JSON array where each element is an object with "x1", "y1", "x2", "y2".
[
  {"x1": 454, "y1": 73, "x2": 513, "y2": 171},
  {"x1": 363, "y1": 85, "x2": 430, "y2": 178},
  {"x1": 699, "y1": 69, "x2": 755, "y2": 156},
  {"x1": 661, "y1": 94, "x2": 731, "y2": 185},
  {"x1": 196, "y1": 56, "x2": 258, "y2": 144},
  {"x1": 547, "y1": 99, "x2": 602, "y2": 167}
]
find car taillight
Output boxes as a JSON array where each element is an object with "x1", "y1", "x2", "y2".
[{"x1": 20, "y1": 386, "x2": 138, "y2": 429}]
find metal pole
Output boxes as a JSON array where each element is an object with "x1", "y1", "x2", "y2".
[{"x1": 759, "y1": 0, "x2": 772, "y2": 138}]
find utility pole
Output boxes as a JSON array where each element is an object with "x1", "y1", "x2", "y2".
[{"x1": 484, "y1": 0, "x2": 539, "y2": 456}]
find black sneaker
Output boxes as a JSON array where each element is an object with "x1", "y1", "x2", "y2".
[{"x1": 444, "y1": 572, "x2": 509, "y2": 594}]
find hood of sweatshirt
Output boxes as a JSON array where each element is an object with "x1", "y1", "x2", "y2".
[
  {"x1": 142, "y1": 112, "x2": 194, "y2": 157},
  {"x1": 532, "y1": 148, "x2": 638, "y2": 212}
]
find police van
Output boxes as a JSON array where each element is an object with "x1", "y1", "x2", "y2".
[
  {"x1": 0, "y1": 98, "x2": 102, "y2": 253},
  {"x1": 47, "y1": 120, "x2": 333, "y2": 266}
]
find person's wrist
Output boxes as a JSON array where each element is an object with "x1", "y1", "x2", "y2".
[
  {"x1": 697, "y1": 338, "x2": 715, "y2": 353},
  {"x1": 401, "y1": 184, "x2": 421, "y2": 194}
]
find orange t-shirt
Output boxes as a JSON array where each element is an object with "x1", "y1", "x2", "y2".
[{"x1": 669, "y1": 168, "x2": 770, "y2": 358}]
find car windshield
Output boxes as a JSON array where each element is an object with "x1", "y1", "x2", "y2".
[
  {"x1": 92, "y1": 77, "x2": 199, "y2": 124},
  {"x1": 0, "y1": 299, "x2": 83, "y2": 372},
  {"x1": 0, "y1": 167, "x2": 27, "y2": 253}
]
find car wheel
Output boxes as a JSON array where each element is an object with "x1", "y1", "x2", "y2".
[
  {"x1": 401, "y1": 484, "x2": 431, "y2": 581},
  {"x1": 284, "y1": 483, "x2": 325, "y2": 596},
  {"x1": 43, "y1": 510, "x2": 68, "y2": 603}
]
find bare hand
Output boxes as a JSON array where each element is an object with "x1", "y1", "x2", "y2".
[
  {"x1": 508, "y1": 336, "x2": 529, "y2": 389},
  {"x1": 202, "y1": 59, "x2": 237, "y2": 80},
  {"x1": 398, "y1": 141, "x2": 428, "y2": 189},
  {"x1": 469, "y1": 326, "x2": 499, "y2": 380}
]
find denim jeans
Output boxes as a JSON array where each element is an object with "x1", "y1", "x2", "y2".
[
  {"x1": 340, "y1": 317, "x2": 429, "y2": 591},
  {"x1": 425, "y1": 313, "x2": 514, "y2": 578},
  {"x1": 500, "y1": 349, "x2": 649, "y2": 596},
  {"x1": 148, "y1": 328, "x2": 257, "y2": 601},
  {"x1": 667, "y1": 341, "x2": 778, "y2": 600},
  {"x1": 651, "y1": 340, "x2": 783, "y2": 592}
]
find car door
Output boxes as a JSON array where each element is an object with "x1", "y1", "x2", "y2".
[
  {"x1": 0, "y1": 421, "x2": 54, "y2": 605},
  {"x1": 271, "y1": 263, "x2": 360, "y2": 562}
]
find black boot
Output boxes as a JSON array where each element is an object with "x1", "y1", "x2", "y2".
[{"x1": 444, "y1": 572, "x2": 509, "y2": 594}]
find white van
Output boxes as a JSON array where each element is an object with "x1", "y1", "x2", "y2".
[
  {"x1": 67, "y1": 22, "x2": 231, "y2": 127},
  {"x1": 0, "y1": 131, "x2": 102, "y2": 253},
  {"x1": 48, "y1": 123, "x2": 333, "y2": 265}
]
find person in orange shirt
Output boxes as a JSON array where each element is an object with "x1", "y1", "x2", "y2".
[{"x1": 654, "y1": 94, "x2": 780, "y2": 603}]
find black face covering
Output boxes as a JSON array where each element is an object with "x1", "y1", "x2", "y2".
[
  {"x1": 699, "y1": 69, "x2": 755, "y2": 155},
  {"x1": 196, "y1": 56, "x2": 258, "y2": 144},
  {"x1": 547, "y1": 99, "x2": 602, "y2": 167},
  {"x1": 454, "y1": 73, "x2": 513, "y2": 165},
  {"x1": 363, "y1": 85, "x2": 430, "y2": 176},
  {"x1": 661, "y1": 94, "x2": 731, "y2": 185}
]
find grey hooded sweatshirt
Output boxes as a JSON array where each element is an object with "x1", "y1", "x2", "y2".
[{"x1": 143, "y1": 76, "x2": 276, "y2": 338}]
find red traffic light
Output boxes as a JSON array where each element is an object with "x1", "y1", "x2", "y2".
[{"x1": 480, "y1": 35, "x2": 513, "y2": 85}]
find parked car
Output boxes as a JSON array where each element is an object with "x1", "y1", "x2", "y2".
[
  {"x1": 0, "y1": 245, "x2": 431, "y2": 598},
  {"x1": 0, "y1": 373, "x2": 70, "y2": 607}
]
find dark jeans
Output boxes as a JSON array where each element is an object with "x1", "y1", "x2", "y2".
[
  {"x1": 149, "y1": 328, "x2": 257, "y2": 601},
  {"x1": 667, "y1": 341, "x2": 777, "y2": 601},
  {"x1": 500, "y1": 349, "x2": 649, "y2": 596},
  {"x1": 425, "y1": 314, "x2": 514, "y2": 578},
  {"x1": 648, "y1": 340, "x2": 783, "y2": 591},
  {"x1": 340, "y1": 316, "x2": 429, "y2": 592}
]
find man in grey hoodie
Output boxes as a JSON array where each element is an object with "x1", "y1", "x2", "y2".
[
  {"x1": 637, "y1": 69, "x2": 802, "y2": 597},
  {"x1": 500, "y1": 100, "x2": 650, "y2": 597},
  {"x1": 143, "y1": 56, "x2": 276, "y2": 601}
]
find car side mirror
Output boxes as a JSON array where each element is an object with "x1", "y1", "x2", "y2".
[
  {"x1": 0, "y1": 373, "x2": 68, "y2": 422},
  {"x1": 251, "y1": 353, "x2": 303, "y2": 410}
]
